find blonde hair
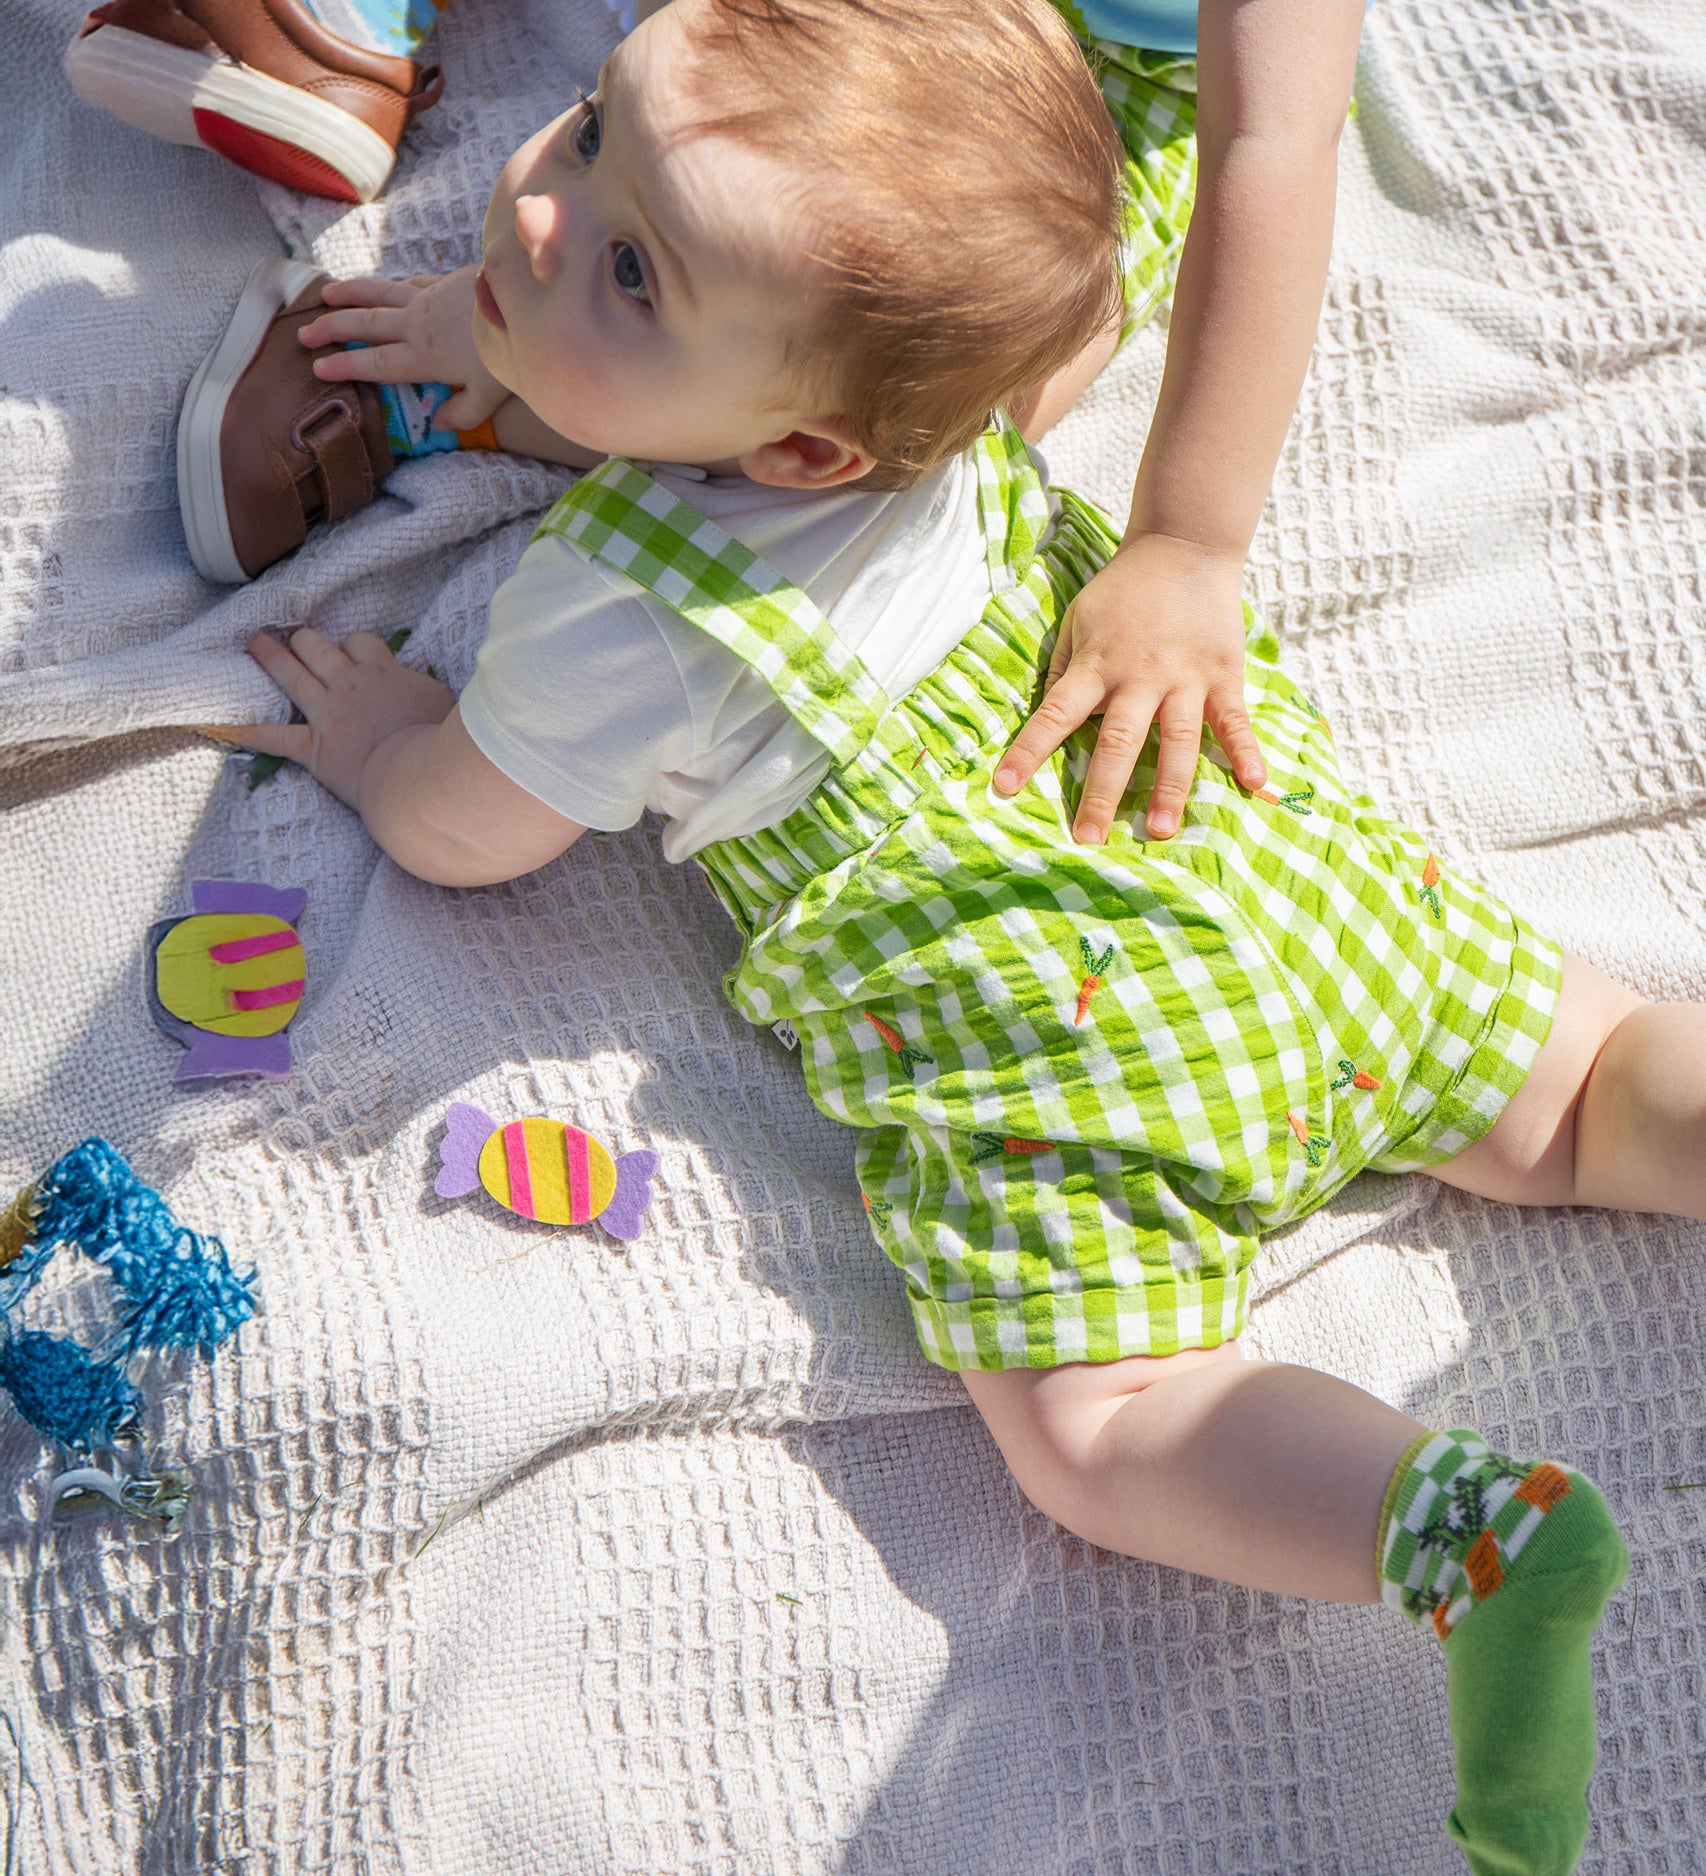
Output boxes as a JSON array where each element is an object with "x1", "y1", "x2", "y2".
[{"x1": 681, "y1": 0, "x2": 1124, "y2": 487}]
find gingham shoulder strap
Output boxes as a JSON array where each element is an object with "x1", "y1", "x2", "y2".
[
  {"x1": 535, "y1": 457, "x2": 889, "y2": 768},
  {"x1": 975, "y1": 415, "x2": 1052, "y2": 595}
]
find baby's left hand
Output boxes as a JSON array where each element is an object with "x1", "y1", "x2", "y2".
[
  {"x1": 213, "y1": 628, "x2": 455, "y2": 811},
  {"x1": 995, "y1": 532, "x2": 1267, "y2": 844}
]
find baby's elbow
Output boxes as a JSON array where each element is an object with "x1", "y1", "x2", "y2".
[{"x1": 374, "y1": 813, "x2": 583, "y2": 890}]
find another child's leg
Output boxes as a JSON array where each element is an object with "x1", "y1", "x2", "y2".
[
  {"x1": 963, "y1": 1348, "x2": 1626, "y2": 1876},
  {"x1": 1431, "y1": 952, "x2": 1706, "y2": 1218}
]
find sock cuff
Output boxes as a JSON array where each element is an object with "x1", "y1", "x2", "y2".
[
  {"x1": 1374, "y1": 1428, "x2": 1436, "y2": 1584},
  {"x1": 1378, "y1": 1428, "x2": 1576, "y2": 1637}
]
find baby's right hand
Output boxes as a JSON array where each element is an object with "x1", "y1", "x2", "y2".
[{"x1": 299, "y1": 268, "x2": 509, "y2": 434}]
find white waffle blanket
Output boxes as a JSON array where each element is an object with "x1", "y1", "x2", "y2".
[{"x1": 2, "y1": 0, "x2": 1704, "y2": 1868}]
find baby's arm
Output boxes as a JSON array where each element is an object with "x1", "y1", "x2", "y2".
[
  {"x1": 218, "y1": 628, "x2": 586, "y2": 886},
  {"x1": 1000, "y1": 0, "x2": 1366, "y2": 844}
]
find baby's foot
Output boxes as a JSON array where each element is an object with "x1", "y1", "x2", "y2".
[
  {"x1": 1441, "y1": 1469, "x2": 1628, "y2": 1875},
  {"x1": 178, "y1": 256, "x2": 395, "y2": 583},
  {"x1": 63, "y1": 0, "x2": 442, "y2": 204},
  {"x1": 1380, "y1": 1432, "x2": 1628, "y2": 1875}
]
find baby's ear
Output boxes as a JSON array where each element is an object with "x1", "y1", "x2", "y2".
[{"x1": 740, "y1": 420, "x2": 876, "y2": 490}]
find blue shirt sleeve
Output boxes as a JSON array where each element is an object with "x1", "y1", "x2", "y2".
[{"x1": 1073, "y1": 0, "x2": 1198, "y2": 54}]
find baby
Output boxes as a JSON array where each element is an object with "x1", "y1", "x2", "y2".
[{"x1": 211, "y1": 1, "x2": 1706, "y2": 1868}]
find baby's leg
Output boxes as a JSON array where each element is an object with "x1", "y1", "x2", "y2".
[
  {"x1": 963, "y1": 1348, "x2": 1626, "y2": 1874},
  {"x1": 1431, "y1": 952, "x2": 1706, "y2": 1217}
]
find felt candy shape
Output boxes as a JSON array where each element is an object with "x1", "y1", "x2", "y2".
[
  {"x1": 435, "y1": 1103, "x2": 659, "y2": 1241},
  {"x1": 146, "y1": 880, "x2": 307, "y2": 1080}
]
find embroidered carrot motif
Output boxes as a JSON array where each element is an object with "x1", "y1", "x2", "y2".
[
  {"x1": 861, "y1": 1192, "x2": 895, "y2": 1229},
  {"x1": 1329, "y1": 1059, "x2": 1383, "y2": 1092},
  {"x1": 1418, "y1": 853, "x2": 1443, "y2": 921},
  {"x1": 864, "y1": 1011, "x2": 933, "y2": 1076},
  {"x1": 1300, "y1": 696, "x2": 1333, "y2": 735},
  {"x1": 1254, "y1": 783, "x2": 1316, "y2": 816},
  {"x1": 911, "y1": 745, "x2": 928, "y2": 771},
  {"x1": 971, "y1": 1133, "x2": 1055, "y2": 1165},
  {"x1": 1287, "y1": 1108, "x2": 1330, "y2": 1167},
  {"x1": 1075, "y1": 938, "x2": 1115, "y2": 1026}
]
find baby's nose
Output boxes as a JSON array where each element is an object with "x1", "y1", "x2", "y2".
[{"x1": 514, "y1": 194, "x2": 564, "y2": 280}]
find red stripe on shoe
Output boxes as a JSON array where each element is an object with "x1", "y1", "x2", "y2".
[{"x1": 193, "y1": 110, "x2": 361, "y2": 201}]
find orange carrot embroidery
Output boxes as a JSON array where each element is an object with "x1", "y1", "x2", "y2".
[
  {"x1": 861, "y1": 1192, "x2": 894, "y2": 1229},
  {"x1": 971, "y1": 1133, "x2": 1055, "y2": 1165},
  {"x1": 864, "y1": 1011, "x2": 933, "y2": 1076},
  {"x1": 1075, "y1": 938, "x2": 1115, "y2": 1026},
  {"x1": 1287, "y1": 1108, "x2": 1330, "y2": 1167},
  {"x1": 1300, "y1": 696, "x2": 1333, "y2": 736},
  {"x1": 1254, "y1": 783, "x2": 1315, "y2": 816},
  {"x1": 1418, "y1": 854, "x2": 1443, "y2": 922},
  {"x1": 1330, "y1": 1059, "x2": 1383, "y2": 1093}
]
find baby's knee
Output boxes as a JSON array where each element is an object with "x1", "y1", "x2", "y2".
[{"x1": 960, "y1": 1343, "x2": 1241, "y2": 1534}]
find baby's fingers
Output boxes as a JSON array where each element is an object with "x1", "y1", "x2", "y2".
[
  {"x1": 435, "y1": 382, "x2": 506, "y2": 433},
  {"x1": 1142, "y1": 693, "x2": 1206, "y2": 841},
  {"x1": 995, "y1": 663, "x2": 1104, "y2": 796},
  {"x1": 300, "y1": 311, "x2": 409, "y2": 362},
  {"x1": 1206, "y1": 684, "x2": 1266, "y2": 792},
  {"x1": 318, "y1": 276, "x2": 416, "y2": 309},
  {"x1": 1072, "y1": 700, "x2": 1159, "y2": 845}
]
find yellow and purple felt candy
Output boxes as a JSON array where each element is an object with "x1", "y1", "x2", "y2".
[
  {"x1": 146, "y1": 880, "x2": 307, "y2": 1081},
  {"x1": 435, "y1": 1103, "x2": 659, "y2": 1241}
]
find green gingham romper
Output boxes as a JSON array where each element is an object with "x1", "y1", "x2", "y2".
[{"x1": 535, "y1": 425, "x2": 1562, "y2": 1372}]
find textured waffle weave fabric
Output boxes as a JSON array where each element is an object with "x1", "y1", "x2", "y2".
[{"x1": 1, "y1": 0, "x2": 1705, "y2": 1870}]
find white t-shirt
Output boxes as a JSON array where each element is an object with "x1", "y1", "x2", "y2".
[{"x1": 459, "y1": 456, "x2": 992, "y2": 861}]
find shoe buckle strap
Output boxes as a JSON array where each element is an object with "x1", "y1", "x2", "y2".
[
  {"x1": 406, "y1": 65, "x2": 444, "y2": 115},
  {"x1": 292, "y1": 398, "x2": 373, "y2": 523}
]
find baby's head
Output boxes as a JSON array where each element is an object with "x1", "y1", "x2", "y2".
[{"x1": 473, "y1": 0, "x2": 1124, "y2": 489}]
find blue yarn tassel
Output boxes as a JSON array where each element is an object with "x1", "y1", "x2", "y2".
[
  {"x1": 0, "y1": 1330, "x2": 143, "y2": 1451},
  {"x1": 0, "y1": 1140, "x2": 255, "y2": 1454}
]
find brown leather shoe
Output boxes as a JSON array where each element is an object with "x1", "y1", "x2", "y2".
[
  {"x1": 178, "y1": 255, "x2": 395, "y2": 582},
  {"x1": 65, "y1": 0, "x2": 442, "y2": 203}
]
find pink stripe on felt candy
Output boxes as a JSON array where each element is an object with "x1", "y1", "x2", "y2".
[
  {"x1": 229, "y1": 979, "x2": 304, "y2": 1010},
  {"x1": 208, "y1": 929, "x2": 299, "y2": 964},
  {"x1": 503, "y1": 1122, "x2": 536, "y2": 1218},
  {"x1": 566, "y1": 1126, "x2": 590, "y2": 1224}
]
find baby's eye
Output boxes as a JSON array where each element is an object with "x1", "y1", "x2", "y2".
[
  {"x1": 612, "y1": 243, "x2": 651, "y2": 306},
  {"x1": 573, "y1": 103, "x2": 600, "y2": 162}
]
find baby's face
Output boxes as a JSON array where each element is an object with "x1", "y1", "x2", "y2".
[{"x1": 473, "y1": 0, "x2": 813, "y2": 468}]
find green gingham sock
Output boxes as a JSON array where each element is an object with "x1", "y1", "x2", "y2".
[{"x1": 1378, "y1": 1430, "x2": 1629, "y2": 1876}]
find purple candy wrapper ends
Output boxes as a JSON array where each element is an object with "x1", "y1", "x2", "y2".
[
  {"x1": 599, "y1": 1149, "x2": 659, "y2": 1242},
  {"x1": 191, "y1": 880, "x2": 307, "y2": 923},
  {"x1": 178, "y1": 1031, "x2": 292, "y2": 1082},
  {"x1": 435, "y1": 1104, "x2": 496, "y2": 1199}
]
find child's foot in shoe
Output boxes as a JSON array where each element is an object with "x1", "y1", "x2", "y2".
[
  {"x1": 64, "y1": 0, "x2": 442, "y2": 204},
  {"x1": 178, "y1": 255, "x2": 395, "y2": 583}
]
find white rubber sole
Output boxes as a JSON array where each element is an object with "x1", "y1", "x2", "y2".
[
  {"x1": 63, "y1": 21, "x2": 396, "y2": 203},
  {"x1": 177, "y1": 254, "x2": 326, "y2": 584}
]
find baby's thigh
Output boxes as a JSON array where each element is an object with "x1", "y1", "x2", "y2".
[{"x1": 1426, "y1": 951, "x2": 1644, "y2": 1206}]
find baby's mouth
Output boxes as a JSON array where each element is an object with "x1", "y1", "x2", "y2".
[{"x1": 475, "y1": 269, "x2": 507, "y2": 331}]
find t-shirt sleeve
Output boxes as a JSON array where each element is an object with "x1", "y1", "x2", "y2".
[{"x1": 458, "y1": 531, "x2": 702, "y2": 832}]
